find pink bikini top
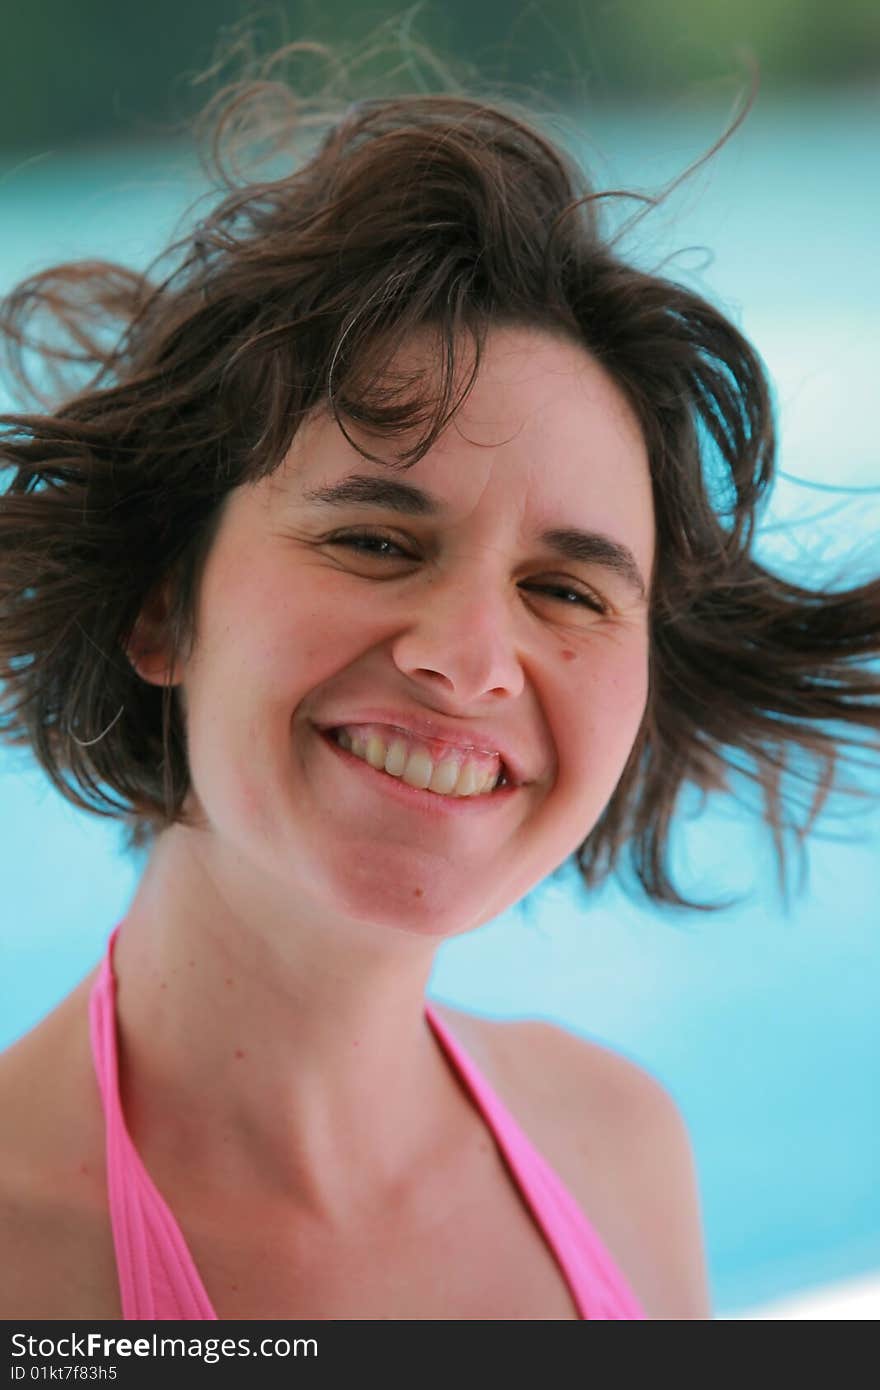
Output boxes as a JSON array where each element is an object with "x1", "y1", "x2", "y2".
[{"x1": 88, "y1": 923, "x2": 645, "y2": 1320}]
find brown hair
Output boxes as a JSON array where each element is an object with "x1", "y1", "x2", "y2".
[{"x1": 1, "y1": 36, "x2": 878, "y2": 913}]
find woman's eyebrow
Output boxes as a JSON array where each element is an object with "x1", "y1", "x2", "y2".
[{"x1": 301, "y1": 471, "x2": 648, "y2": 601}]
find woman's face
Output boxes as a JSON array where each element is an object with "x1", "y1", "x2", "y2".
[{"x1": 152, "y1": 325, "x2": 655, "y2": 940}]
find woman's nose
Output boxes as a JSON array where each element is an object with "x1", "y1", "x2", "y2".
[{"x1": 389, "y1": 569, "x2": 526, "y2": 703}]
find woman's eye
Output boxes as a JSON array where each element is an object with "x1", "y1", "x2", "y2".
[
  {"x1": 527, "y1": 583, "x2": 607, "y2": 614},
  {"x1": 328, "y1": 531, "x2": 607, "y2": 613},
  {"x1": 331, "y1": 532, "x2": 411, "y2": 559}
]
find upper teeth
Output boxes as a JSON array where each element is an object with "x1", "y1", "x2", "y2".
[{"x1": 333, "y1": 724, "x2": 504, "y2": 797}]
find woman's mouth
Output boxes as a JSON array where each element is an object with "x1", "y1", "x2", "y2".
[{"x1": 317, "y1": 725, "x2": 520, "y2": 816}]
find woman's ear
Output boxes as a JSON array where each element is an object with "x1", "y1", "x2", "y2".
[{"x1": 125, "y1": 578, "x2": 184, "y2": 688}]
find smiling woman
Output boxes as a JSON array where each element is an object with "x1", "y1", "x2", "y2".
[{"x1": 0, "y1": 31, "x2": 878, "y2": 1323}]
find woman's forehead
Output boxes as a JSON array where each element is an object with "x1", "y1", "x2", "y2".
[{"x1": 280, "y1": 326, "x2": 650, "y2": 505}]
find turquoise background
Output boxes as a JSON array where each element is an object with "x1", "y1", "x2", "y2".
[{"x1": 1, "y1": 90, "x2": 878, "y2": 1316}]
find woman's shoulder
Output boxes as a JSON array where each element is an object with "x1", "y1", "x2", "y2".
[
  {"x1": 0, "y1": 966, "x2": 103, "y2": 1154},
  {"x1": 429, "y1": 1002, "x2": 712, "y2": 1319},
  {"x1": 0, "y1": 971, "x2": 121, "y2": 1319},
  {"x1": 428, "y1": 1000, "x2": 665, "y2": 1112},
  {"x1": 426, "y1": 999, "x2": 668, "y2": 1220}
]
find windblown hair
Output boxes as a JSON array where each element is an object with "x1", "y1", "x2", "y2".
[{"x1": 1, "y1": 37, "x2": 879, "y2": 913}]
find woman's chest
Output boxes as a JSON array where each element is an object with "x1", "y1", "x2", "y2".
[
  {"x1": 1, "y1": 1011, "x2": 617, "y2": 1320},
  {"x1": 181, "y1": 1157, "x2": 581, "y2": 1321},
  {"x1": 2, "y1": 1150, "x2": 581, "y2": 1321},
  {"x1": 164, "y1": 1026, "x2": 584, "y2": 1319}
]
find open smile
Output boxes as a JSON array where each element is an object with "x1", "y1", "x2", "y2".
[{"x1": 316, "y1": 726, "x2": 522, "y2": 818}]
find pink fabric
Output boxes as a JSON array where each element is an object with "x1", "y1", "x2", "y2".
[{"x1": 88, "y1": 922, "x2": 646, "y2": 1320}]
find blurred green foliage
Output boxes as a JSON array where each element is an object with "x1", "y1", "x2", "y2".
[{"x1": 1, "y1": 0, "x2": 878, "y2": 151}]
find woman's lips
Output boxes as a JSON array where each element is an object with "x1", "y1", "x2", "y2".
[
  {"x1": 313, "y1": 711, "x2": 528, "y2": 787},
  {"x1": 317, "y1": 727, "x2": 521, "y2": 817}
]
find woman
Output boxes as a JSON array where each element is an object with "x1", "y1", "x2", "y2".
[{"x1": 1, "y1": 47, "x2": 878, "y2": 1321}]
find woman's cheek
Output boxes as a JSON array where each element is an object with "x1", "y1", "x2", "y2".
[{"x1": 597, "y1": 635, "x2": 650, "y2": 718}]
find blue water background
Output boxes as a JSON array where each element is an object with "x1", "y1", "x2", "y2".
[{"x1": 1, "y1": 89, "x2": 878, "y2": 1315}]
